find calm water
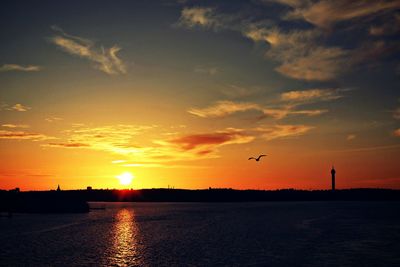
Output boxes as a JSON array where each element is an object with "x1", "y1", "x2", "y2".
[{"x1": 1, "y1": 202, "x2": 400, "y2": 266}]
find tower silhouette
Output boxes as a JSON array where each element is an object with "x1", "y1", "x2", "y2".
[{"x1": 331, "y1": 166, "x2": 336, "y2": 191}]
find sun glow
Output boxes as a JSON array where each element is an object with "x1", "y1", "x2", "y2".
[{"x1": 116, "y1": 172, "x2": 134, "y2": 186}]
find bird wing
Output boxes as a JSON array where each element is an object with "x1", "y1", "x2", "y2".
[
  {"x1": 258, "y1": 155, "x2": 267, "y2": 159},
  {"x1": 248, "y1": 157, "x2": 255, "y2": 160}
]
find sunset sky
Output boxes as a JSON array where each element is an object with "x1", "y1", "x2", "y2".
[{"x1": 1, "y1": 0, "x2": 399, "y2": 190}]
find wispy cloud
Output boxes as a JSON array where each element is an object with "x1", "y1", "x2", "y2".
[
  {"x1": 279, "y1": 109, "x2": 328, "y2": 117},
  {"x1": 9, "y1": 104, "x2": 30, "y2": 112},
  {"x1": 254, "y1": 124, "x2": 314, "y2": 141},
  {"x1": 178, "y1": 7, "x2": 221, "y2": 29},
  {"x1": 2, "y1": 124, "x2": 29, "y2": 128},
  {"x1": 188, "y1": 100, "x2": 328, "y2": 120},
  {"x1": 46, "y1": 142, "x2": 90, "y2": 148},
  {"x1": 281, "y1": 88, "x2": 343, "y2": 102},
  {"x1": 244, "y1": 26, "x2": 349, "y2": 81},
  {"x1": 0, "y1": 64, "x2": 41, "y2": 72},
  {"x1": 188, "y1": 101, "x2": 259, "y2": 118},
  {"x1": 258, "y1": 106, "x2": 327, "y2": 120},
  {"x1": 177, "y1": 6, "x2": 243, "y2": 31},
  {"x1": 275, "y1": 0, "x2": 400, "y2": 29},
  {"x1": 45, "y1": 116, "x2": 63, "y2": 123},
  {"x1": 0, "y1": 102, "x2": 31, "y2": 112},
  {"x1": 50, "y1": 26, "x2": 126, "y2": 75},
  {"x1": 0, "y1": 130, "x2": 54, "y2": 141}
]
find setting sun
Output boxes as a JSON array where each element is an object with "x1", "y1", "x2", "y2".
[{"x1": 116, "y1": 172, "x2": 134, "y2": 186}]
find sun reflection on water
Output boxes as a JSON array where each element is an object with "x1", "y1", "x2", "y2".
[{"x1": 110, "y1": 208, "x2": 142, "y2": 266}]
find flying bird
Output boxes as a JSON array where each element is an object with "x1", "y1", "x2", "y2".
[{"x1": 248, "y1": 155, "x2": 267, "y2": 161}]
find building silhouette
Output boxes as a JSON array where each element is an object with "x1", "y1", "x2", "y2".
[
  {"x1": 331, "y1": 166, "x2": 336, "y2": 191},
  {"x1": 57, "y1": 184, "x2": 61, "y2": 192}
]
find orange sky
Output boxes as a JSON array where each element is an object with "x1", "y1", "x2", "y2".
[{"x1": 1, "y1": 1, "x2": 400, "y2": 190}]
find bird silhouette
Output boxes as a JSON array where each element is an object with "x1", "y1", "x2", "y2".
[{"x1": 248, "y1": 155, "x2": 267, "y2": 161}]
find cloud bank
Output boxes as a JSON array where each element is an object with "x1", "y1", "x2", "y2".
[{"x1": 178, "y1": 1, "x2": 400, "y2": 81}]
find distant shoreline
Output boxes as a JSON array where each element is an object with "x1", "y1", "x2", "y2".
[
  {"x1": 2, "y1": 188, "x2": 400, "y2": 202},
  {"x1": 1, "y1": 188, "x2": 400, "y2": 213}
]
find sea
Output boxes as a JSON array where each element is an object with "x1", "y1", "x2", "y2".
[{"x1": 1, "y1": 201, "x2": 400, "y2": 266}]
